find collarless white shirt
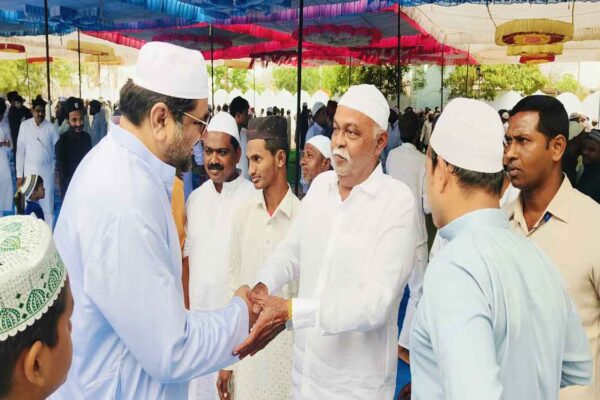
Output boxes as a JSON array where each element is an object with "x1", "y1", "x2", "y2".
[
  {"x1": 256, "y1": 165, "x2": 417, "y2": 399},
  {"x1": 184, "y1": 174, "x2": 255, "y2": 310}
]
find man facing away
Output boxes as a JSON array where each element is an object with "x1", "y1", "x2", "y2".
[{"x1": 410, "y1": 98, "x2": 591, "y2": 400}]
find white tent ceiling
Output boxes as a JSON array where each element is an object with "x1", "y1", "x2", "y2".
[{"x1": 403, "y1": 2, "x2": 600, "y2": 64}]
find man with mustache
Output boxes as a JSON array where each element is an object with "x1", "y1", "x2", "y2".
[
  {"x1": 52, "y1": 42, "x2": 256, "y2": 400},
  {"x1": 55, "y1": 97, "x2": 92, "y2": 200},
  {"x1": 235, "y1": 84, "x2": 418, "y2": 399},
  {"x1": 184, "y1": 111, "x2": 255, "y2": 399},
  {"x1": 505, "y1": 95, "x2": 600, "y2": 400},
  {"x1": 218, "y1": 116, "x2": 300, "y2": 400},
  {"x1": 300, "y1": 135, "x2": 332, "y2": 195}
]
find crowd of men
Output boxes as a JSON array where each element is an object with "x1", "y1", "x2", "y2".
[
  {"x1": 0, "y1": 91, "x2": 110, "y2": 224},
  {"x1": 0, "y1": 39, "x2": 599, "y2": 400}
]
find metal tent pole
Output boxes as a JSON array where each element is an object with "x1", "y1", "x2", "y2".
[
  {"x1": 397, "y1": 5, "x2": 401, "y2": 108},
  {"x1": 440, "y1": 46, "x2": 445, "y2": 110},
  {"x1": 78, "y1": 30, "x2": 82, "y2": 98},
  {"x1": 44, "y1": 0, "x2": 52, "y2": 118},
  {"x1": 294, "y1": 0, "x2": 304, "y2": 196},
  {"x1": 210, "y1": 24, "x2": 215, "y2": 112}
]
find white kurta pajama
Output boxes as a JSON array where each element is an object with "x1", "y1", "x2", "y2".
[
  {"x1": 51, "y1": 123, "x2": 250, "y2": 400},
  {"x1": 184, "y1": 174, "x2": 255, "y2": 399},
  {"x1": 256, "y1": 166, "x2": 417, "y2": 399},
  {"x1": 385, "y1": 142, "x2": 430, "y2": 348},
  {"x1": 229, "y1": 188, "x2": 301, "y2": 400},
  {"x1": 0, "y1": 125, "x2": 12, "y2": 213},
  {"x1": 15, "y1": 118, "x2": 58, "y2": 226}
]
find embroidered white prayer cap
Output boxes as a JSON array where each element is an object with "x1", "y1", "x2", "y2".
[
  {"x1": 311, "y1": 102, "x2": 325, "y2": 117},
  {"x1": 430, "y1": 98, "x2": 504, "y2": 173},
  {"x1": 207, "y1": 112, "x2": 240, "y2": 143},
  {"x1": 305, "y1": 135, "x2": 331, "y2": 160},
  {"x1": 338, "y1": 84, "x2": 389, "y2": 130},
  {"x1": 133, "y1": 42, "x2": 208, "y2": 99},
  {"x1": 0, "y1": 215, "x2": 67, "y2": 341}
]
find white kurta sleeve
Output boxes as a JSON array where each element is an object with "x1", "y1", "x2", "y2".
[
  {"x1": 314, "y1": 199, "x2": 417, "y2": 334},
  {"x1": 16, "y1": 125, "x2": 26, "y2": 178},
  {"x1": 84, "y1": 211, "x2": 249, "y2": 383}
]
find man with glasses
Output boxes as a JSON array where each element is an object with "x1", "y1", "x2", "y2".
[
  {"x1": 183, "y1": 111, "x2": 255, "y2": 399},
  {"x1": 53, "y1": 42, "x2": 257, "y2": 400}
]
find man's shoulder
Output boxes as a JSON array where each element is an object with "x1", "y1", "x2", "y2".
[{"x1": 187, "y1": 182, "x2": 211, "y2": 204}]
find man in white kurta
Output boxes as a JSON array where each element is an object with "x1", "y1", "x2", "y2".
[
  {"x1": 51, "y1": 42, "x2": 252, "y2": 400},
  {"x1": 220, "y1": 116, "x2": 300, "y2": 400},
  {"x1": 16, "y1": 97, "x2": 58, "y2": 227},
  {"x1": 236, "y1": 85, "x2": 418, "y2": 399},
  {"x1": 385, "y1": 112, "x2": 429, "y2": 352},
  {"x1": 184, "y1": 111, "x2": 255, "y2": 399}
]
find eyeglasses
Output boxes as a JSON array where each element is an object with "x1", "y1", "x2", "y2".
[{"x1": 183, "y1": 111, "x2": 211, "y2": 132}]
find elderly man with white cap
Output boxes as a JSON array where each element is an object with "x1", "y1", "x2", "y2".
[
  {"x1": 52, "y1": 42, "x2": 256, "y2": 400},
  {"x1": 232, "y1": 84, "x2": 418, "y2": 399},
  {"x1": 183, "y1": 111, "x2": 255, "y2": 399},
  {"x1": 409, "y1": 98, "x2": 591, "y2": 400},
  {"x1": 304, "y1": 101, "x2": 328, "y2": 143},
  {"x1": 300, "y1": 134, "x2": 332, "y2": 194}
]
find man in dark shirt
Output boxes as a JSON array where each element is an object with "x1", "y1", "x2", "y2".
[
  {"x1": 7, "y1": 91, "x2": 32, "y2": 155},
  {"x1": 577, "y1": 129, "x2": 600, "y2": 204},
  {"x1": 55, "y1": 97, "x2": 92, "y2": 199}
]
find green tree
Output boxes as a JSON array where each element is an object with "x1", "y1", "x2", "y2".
[
  {"x1": 0, "y1": 59, "x2": 76, "y2": 101},
  {"x1": 552, "y1": 73, "x2": 589, "y2": 99},
  {"x1": 207, "y1": 66, "x2": 249, "y2": 92},
  {"x1": 272, "y1": 67, "x2": 321, "y2": 94},
  {"x1": 444, "y1": 64, "x2": 548, "y2": 101}
]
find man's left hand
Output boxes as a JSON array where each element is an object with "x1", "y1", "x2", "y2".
[{"x1": 233, "y1": 293, "x2": 289, "y2": 359}]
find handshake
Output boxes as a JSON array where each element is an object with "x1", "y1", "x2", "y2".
[
  {"x1": 217, "y1": 284, "x2": 290, "y2": 399},
  {"x1": 233, "y1": 282, "x2": 290, "y2": 359}
]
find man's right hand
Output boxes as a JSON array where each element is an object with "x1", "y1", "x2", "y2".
[
  {"x1": 16, "y1": 177, "x2": 23, "y2": 187},
  {"x1": 251, "y1": 282, "x2": 268, "y2": 314},
  {"x1": 216, "y1": 370, "x2": 233, "y2": 399}
]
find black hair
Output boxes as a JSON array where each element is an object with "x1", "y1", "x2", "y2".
[
  {"x1": 229, "y1": 97, "x2": 249, "y2": 117},
  {"x1": 118, "y1": 79, "x2": 197, "y2": 126},
  {"x1": 230, "y1": 136, "x2": 240, "y2": 152},
  {"x1": 263, "y1": 138, "x2": 289, "y2": 163},
  {"x1": 510, "y1": 95, "x2": 568, "y2": 141},
  {"x1": 429, "y1": 147, "x2": 503, "y2": 195},
  {"x1": 0, "y1": 98, "x2": 6, "y2": 116},
  {"x1": 399, "y1": 113, "x2": 420, "y2": 143},
  {"x1": 0, "y1": 284, "x2": 68, "y2": 397},
  {"x1": 14, "y1": 176, "x2": 44, "y2": 215}
]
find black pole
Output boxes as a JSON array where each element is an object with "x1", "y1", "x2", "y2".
[
  {"x1": 397, "y1": 5, "x2": 401, "y2": 108},
  {"x1": 44, "y1": 0, "x2": 51, "y2": 119},
  {"x1": 98, "y1": 55, "x2": 102, "y2": 98},
  {"x1": 25, "y1": 54, "x2": 31, "y2": 101},
  {"x1": 348, "y1": 56, "x2": 352, "y2": 87},
  {"x1": 210, "y1": 24, "x2": 215, "y2": 112},
  {"x1": 78, "y1": 29, "x2": 82, "y2": 98},
  {"x1": 440, "y1": 46, "x2": 445, "y2": 110},
  {"x1": 294, "y1": 0, "x2": 304, "y2": 196}
]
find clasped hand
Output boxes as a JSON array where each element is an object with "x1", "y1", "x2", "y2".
[{"x1": 233, "y1": 283, "x2": 289, "y2": 359}]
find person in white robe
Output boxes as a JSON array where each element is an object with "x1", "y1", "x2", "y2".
[
  {"x1": 218, "y1": 116, "x2": 300, "y2": 400},
  {"x1": 50, "y1": 42, "x2": 255, "y2": 400},
  {"x1": 234, "y1": 84, "x2": 418, "y2": 399},
  {"x1": 0, "y1": 99, "x2": 12, "y2": 215},
  {"x1": 15, "y1": 96, "x2": 58, "y2": 227},
  {"x1": 184, "y1": 111, "x2": 255, "y2": 400},
  {"x1": 385, "y1": 111, "x2": 430, "y2": 359}
]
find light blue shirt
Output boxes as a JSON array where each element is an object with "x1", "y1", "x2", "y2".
[
  {"x1": 52, "y1": 123, "x2": 249, "y2": 400},
  {"x1": 304, "y1": 122, "x2": 324, "y2": 144},
  {"x1": 410, "y1": 209, "x2": 591, "y2": 400}
]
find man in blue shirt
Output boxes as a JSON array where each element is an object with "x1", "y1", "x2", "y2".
[{"x1": 410, "y1": 98, "x2": 592, "y2": 400}]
